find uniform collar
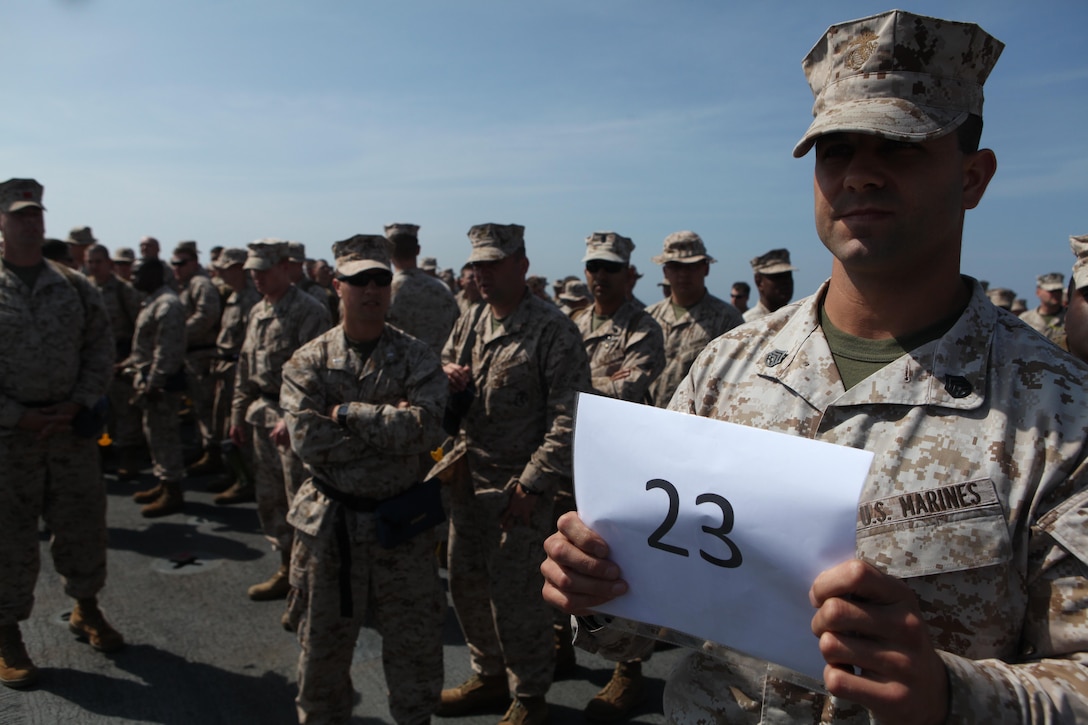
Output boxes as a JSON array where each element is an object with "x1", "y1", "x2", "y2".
[{"x1": 756, "y1": 278, "x2": 993, "y2": 412}]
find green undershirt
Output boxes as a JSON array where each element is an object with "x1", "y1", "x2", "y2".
[{"x1": 3, "y1": 258, "x2": 46, "y2": 290}]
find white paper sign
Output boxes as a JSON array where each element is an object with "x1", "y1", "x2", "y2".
[{"x1": 572, "y1": 392, "x2": 873, "y2": 680}]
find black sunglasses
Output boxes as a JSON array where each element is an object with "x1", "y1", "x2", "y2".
[
  {"x1": 585, "y1": 260, "x2": 626, "y2": 274},
  {"x1": 169, "y1": 259, "x2": 189, "y2": 267},
  {"x1": 337, "y1": 269, "x2": 393, "y2": 288}
]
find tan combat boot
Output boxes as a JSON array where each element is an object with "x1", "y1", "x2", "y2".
[
  {"x1": 435, "y1": 673, "x2": 509, "y2": 717},
  {"x1": 584, "y1": 661, "x2": 646, "y2": 722},
  {"x1": 248, "y1": 564, "x2": 290, "y2": 601},
  {"x1": 500, "y1": 695, "x2": 549, "y2": 725},
  {"x1": 140, "y1": 481, "x2": 184, "y2": 518},
  {"x1": 186, "y1": 448, "x2": 223, "y2": 476},
  {"x1": 132, "y1": 483, "x2": 163, "y2": 504},
  {"x1": 214, "y1": 479, "x2": 256, "y2": 505},
  {"x1": 68, "y1": 599, "x2": 125, "y2": 653},
  {"x1": 554, "y1": 622, "x2": 577, "y2": 680},
  {"x1": 0, "y1": 624, "x2": 38, "y2": 689}
]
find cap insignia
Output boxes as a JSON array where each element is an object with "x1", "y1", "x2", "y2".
[{"x1": 845, "y1": 31, "x2": 879, "y2": 71}]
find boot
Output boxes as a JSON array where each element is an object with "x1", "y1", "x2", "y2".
[
  {"x1": 141, "y1": 481, "x2": 184, "y2": 518},
  {"x1": 116, "y1": 446, "x2": 143, "y2": 481},
  {"x1": 186, "y1": 448, "x2": 223, "y2": 476},
  {"x1": 554, "y1": 624, "x2": 577, "y2": 679},
  {"x1": 584, "y1": 661, "x2": 646, "y2": 723},
  {"x1": 68, "y1": 598, "x2": 125, "y2": 653},
  {"x1": 214, "y1": 479, "x2": 256, "y2": 505},
  {"x1": 0, "y1": 624, "x2": 38, "y2": 689},
  {"x1": 436, "y1": 673, "x2": 509, "y2": 717},
  {"x1": 248, "y1": 564, "x2": 290, "y2": 601},
  {"x1": 132, "y1": 483, "x2": 163, "y2": 504},
  {"x1": 500, "y1": 696, "x2": 549, "y2": 725},
  {"x1": 205, "y1": 473, "x2": 234, "y2": 494}
]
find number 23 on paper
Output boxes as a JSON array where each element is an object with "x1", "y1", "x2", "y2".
[{"x1": 645, "y1": 478, "x2": 743, "y2": 569}]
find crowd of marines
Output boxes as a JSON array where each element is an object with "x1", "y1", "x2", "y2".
[{"x1": 4, "y1": 7, "x2": 1088, "y2": 725}]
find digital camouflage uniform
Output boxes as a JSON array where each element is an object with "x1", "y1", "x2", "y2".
[
  {"x1": 212, "y1": 279, "x2": 261, "y2": 457},
  {"x1": 438, "y1": 289, "x2": 591, "y2": 698},
  {"x1": 283, "y1": 324, "x2": 447, "y2": 725},
  {"x1": 1019, "y1": 306, "x2": 1067, "y2": 350},
  {"x1": 574, "y1": 299, "x2": 665, "y2": 404},
  {"x1": 122, "y1": 286, "x2": 187, "y2": 483},
  {"x1": 94, "y1": 272, "x2": 144, "y2": 449},
  {"x1": 742, "y1": 300, "x2": 772, "y2": 323},
  {"x1": 0, "y1": 260, "x2": 113, "y2": 625},
  {"x1": 578, "y1": 280, "x2": 1088, "y2": 722},
  {"x1": 646, "y1": 291, "x2": 743, "y2": 407},
  {"x1": 232, "y1": 284, "x2": 331, "y2": 551},
  {"x1": 180, "y1": 273, "x2": 221, "y2": 452},
  {"x1": 388, "y1": 267, "x2": 461, "y2": 357}
]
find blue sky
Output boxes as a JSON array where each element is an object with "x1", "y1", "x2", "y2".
[{"x1": 7, "y1": 1, "x2": 1087, "y2": 304}]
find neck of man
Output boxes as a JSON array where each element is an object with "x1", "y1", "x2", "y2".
[
  {"x1": 2, "y1": 239, "x2": 44, "y2": 267},
  {"x1": 594, "y1": 296, "x2": 623, "y2": 317},
  {"x1": 488, "y1": 286, "x2": 527, "y2": 320},
  {"x1": 343, "y1": 318, "x2": 384, "y2": 343},
  {"x1": 671, "y1": 287, "x2": 705, "y2": 309},
  {"x1": 264, "y1": 285, "x2": 291, "y2": 306},
  {"x1": 392, "y1": 256, "x2": 417, "y2": 272},
  {"x1": 1039, "y1": 300, "x2": 1062, "y2": 315},
  {"x1": 823, "y1": 261, "x2": 970, "y2": 339}
]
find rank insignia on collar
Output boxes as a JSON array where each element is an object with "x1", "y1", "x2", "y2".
[
  {"x1": 944, "y1": 375, "x2": 973, "y2": 399},
  {"x1": 764, "y1": 349, "x2": 788, "y2": 367}
]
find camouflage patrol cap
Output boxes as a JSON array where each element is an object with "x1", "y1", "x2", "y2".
[
  {"x1": 420, "y1": 256, "x2": 438, "y2": 271},
  {"x1": 332, "y1": 234, "x2": 393, "y2": 276},
  {"x1": 558, "y1": 280, "x2": 592, "y2": 305},
  {"x1": 111, "y1": 246, "x2": 136, "y2": 264},
  {"x1": 1037, "y1": 272, "x2": 1064, "y2": 292},
  {"x1": 986, "y1": 287, "x2": 1015, "y2": 310},
  {"x1": 67, "y1": 226, "x2": 97, "y2": 246},
  {"x1": 244, "y1": 238, "x2": 291, "y2": 271},
  {"x1": 651, "y1": 231, "x2": 716, "y2": 265},
  {"x1": 213, "y1": 247, "x2": 248, "y2": 269},
  {"x1": 794, "y1": 10, "x2": 1004, "y2": 157},
  {"x1": 1070, "y1": 234, "x2": 1088, "y2": 290},
  {"x1": 1010, "y1": 298, "x2": 1027, "y2": 314},
  {"x1": 583, "y1": 231, "x2": 634, "y2": 265},
  {"x1": 467, "y1": 223, "x2": 526, "y2": 264},
  {"x1": 286, "y1": 241, "x2": 307, "y2": 263},
  {"x1": 0, "y1": 178, "x2": 45, "y2": 213},
  {"x1": 750, "y1": 249, "x2": 797, "y2": 275},
  {"x1": 384, "y1": 223, "x2": 420, "y2": 239}
]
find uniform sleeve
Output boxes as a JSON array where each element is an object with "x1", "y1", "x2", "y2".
[
  {"x1": 442, "y1": 307, "x2": 473, "y2": 366},
  {"x1": 185, "y1": 278, "x2": 221, "y2": 341},
  {"x1": 940, "y1": 481, "x2": 1088, "y2": 722},
  {"x1": 519, "y1": 317, "x2": 591, "y2": 495},
  {"x1": 148, "y1": 303, "x2": 186, "y2": 389},
  {"x1": 297, "y1": 301, "x2": 332, "y2": 348},
  {"x1": 70, "y1": 278, "x2": 114, "y2": 409},
  {"x1": 231, "y1": 316, "x2": 258, "y2": 429},
  {"x1": 121, "y1": 281, "x2": 143, "y2": 331},
  {"x1": 281, "y1": 341, "x2": 362, "y2": 463},
  {"x1": 600, "y1": 316, "x2": 666, "y2": 403},
  {"x1": 343, "y1": 342, "x2": 448, "y2": 455}
]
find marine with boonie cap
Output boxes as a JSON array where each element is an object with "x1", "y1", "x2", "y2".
[
  {"x1": 985, "y1": 287, "x2": 1016, "y2": 311},
  {"x1": 384, "y1": 223, "x2": 460, "y2": 358},
  {"x1": 232, "y1": 237, "x2": 331, "y2": 605},
  {"x1": 286, "y1": 241, "x2": 338, "y2": 321},
  {"x1": 1066, "y1": 234, "x2": 1088, "y2": 362},
  {"x1": 1020, "y1": 271, "x2": 1067, "y2": 349},
  {"x1": 281, "y1": 231, "x2": 447, "y2": 725},
  {"x1": 545, "y1": 9, "x2": 1088, "y2": 724},
  {"x1": 744, "y1": 248, "x2": 798, "y2": 322},
  {"x1": 435, "y1": 222, "x2": 590, "y2": 724},
  {"x1": 645, "y1": 230, "x2": 742, "y2": 408},
  {"x1": 65, "y1": 226, "x2": 97, "y2": 271},
  {"x1": 571, "y1": 230, "x2": 665, "y2": 719}
]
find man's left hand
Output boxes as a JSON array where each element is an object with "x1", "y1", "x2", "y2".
[
  {"x1": 500, "y1": 482, "x2": 537, "y2": 531},
  {"x1": 810, "y1": 559, "x2": 948, "y2": 725},
  {"x1": 269, "y1": 420, "x2": 291, "y2": 448}
]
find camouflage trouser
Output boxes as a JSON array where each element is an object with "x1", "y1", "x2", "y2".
[
  {"x1": 213, "y1": 363, "x2": 254, "y2": 480},
  {"x1": 251, "y1": 422, "x2": 304, "y2": 551},
  {"x1": 0, "y1": 429, "x2": 107, "y2": 625},
  {"x1": 139, "y1": 391, "x2": 184, "y2": 483},
  {"x1": 107, "y1": 376, "x2": 143, "y2": 448},
  {"x1": 292, "y1": 514, "x2": 444, "y2": 725},
  {"x1": 447, "y1": 485, "x2": 555, "y2": 698},
  {"x1": 185, "y1": 353, "x2": 216, "y2": 451}
]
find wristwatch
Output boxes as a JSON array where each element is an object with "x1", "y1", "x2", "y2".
[
  {"x1": 517, "y1": 481, "x2": 542, "y2": 496},
  {"x1": 336, "y1": 403, "x2": 349, "y2": 428}
]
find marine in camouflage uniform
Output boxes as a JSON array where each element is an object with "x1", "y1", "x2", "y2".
[
  {"x1": 385, "y1": 223, "x2": 461, "y2": 358},
  {"x1": 742, "y1": 248, "x2": 797, "y2": 323},
  {"x1": 1019, "y1": 272, "x2": 1067, "y2": 350},
  {"x1": 288, "y1": 241, "x2": 340, "y2": 324},
  {"x1": 85, "y1": 244, "x2": 144, "y2": 465},
  {"x1": 232, "y1": 239, "x2": 331, "y2": 601},
  {"x1": 121, "y1": 259, "x2": 188, "y2": 517},
  {"x1": 548, "y1": 10, "x2": 1088, "y2": 723},
  {"x1": 282, "y1": 234, "x2": 446, "y2": 725},
  {"x1": 208, "y1": 248, "x2": 261, "y2": 501},
  {"x1": 0, "y1": 178, "x2": 122, "y2": 689},
  {"x1": 172, "y1": 242, "x2": 222, "y2": 470},
  {"x1": 645, "y1": 231, "x2": 743, "y2": 407},
  {"x1": 433, "y1": 223, "x2": 591, "y2": 724}
]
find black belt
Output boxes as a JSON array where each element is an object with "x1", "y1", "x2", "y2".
[
  {"x1": 20, "y1": 400, "x2": 62, "y2": 408},
  {"x1": 311, "y1": 478, "x2": 381, "y2": 618}
]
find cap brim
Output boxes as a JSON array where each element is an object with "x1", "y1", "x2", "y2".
[
  {"x1": 5, "y1": 201, "x2": 45, "y2": 213},
  {"x1": 793, "y1": 98, "x2": 968, "y2": 158},
  {"x1": 467, "y1": 248, "x2": 507, "y2": 264},
  {"x1": 337, "y1": 259, "x2": 390, "y2": 276},
  {"x1": 651, "y1": 254, "x2": 715, "y2": 265},
  {"x1": 757, "y1": 264, "x2": 797, "y2": 275},
  {"x1": 582, "y1": 251, "x2": 626, "y2": 264},
  {"x1": 1039, "y1": 284, "x2": 1064, "y2": 292},
  {"x1": 244, "y1": 257, "x2": 274, "y2": 271}
]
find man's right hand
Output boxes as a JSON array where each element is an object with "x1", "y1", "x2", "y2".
[
  {"x1": 16, "y1": 409, "x2": 71, "y2": 439},
  {"x1": 229, "y1": 424, "x2": 248, "y2": 447},
  {"x1": 541, "y1": 511, "x2": 628, "y2": 616},
  {"x1": 443, "y1": 363, "x2": 472, "y2": 393}
]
